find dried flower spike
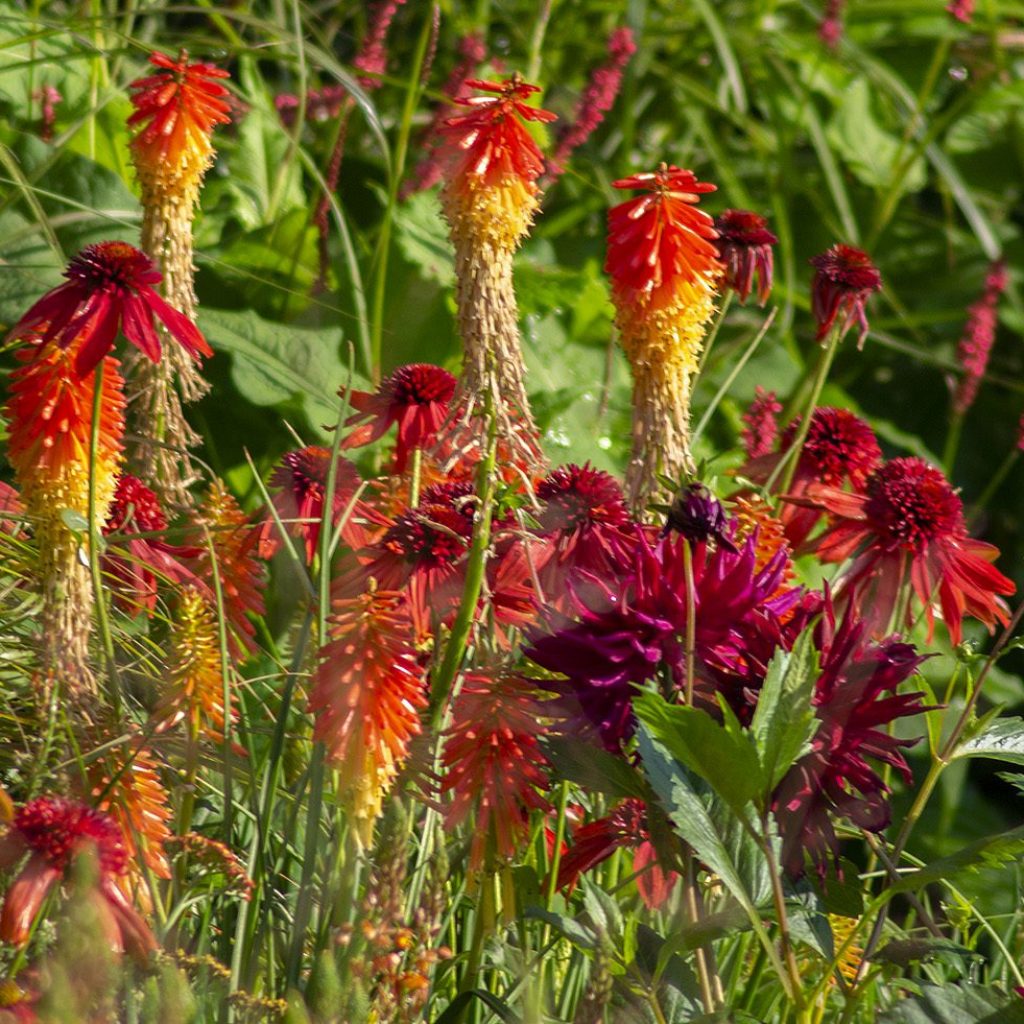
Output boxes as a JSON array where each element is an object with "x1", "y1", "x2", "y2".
[
  {"x1": 437, "y1": 74, "x2": 556, "y2": 463},
  {"x1": 606, "y1": 165, "x2": 722, "y2": 510},
  {"x1": 809, "y1": 243, "x2": 881, "y2": 348}
]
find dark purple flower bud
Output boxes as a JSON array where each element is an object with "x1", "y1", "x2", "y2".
[{"x1": 664, "y1": 484, "x2": 735, "y2": 550}]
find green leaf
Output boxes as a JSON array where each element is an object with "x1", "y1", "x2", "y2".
[
  {"x1": 953, "y1": 718, "x2": 1024, "y2": 767},
  {"x1": 749, "y1": 628, "x2": 819, "y2": 792},
  {"x1": 523, "y1": 907, "x2": 597, "y2": 951},
  {"x1": 582, "y1": 881, "x2": 624, "y2": 949},
  {"x1": 393, "y1": 190, "x2": 454, "y2": 288},
  {"x1": 634, "y1": 924, "x2": 702, "y2": 1008},
  {"x1": 878, "y1": 983, "x2": 1024, "y2": 1024},
  {"x1": 873, "y1": 939, "x2": 983, "y2": 976},
  {"x1": 634, "y1": 692, "x2": 763, "y2": 814},
  {"x1": 433, "y1": 990, "x2": 521, "y2": 1024},
  {"x1": 887, "y1": 824, "x2": 1024, "y2": 894},
  {"x1": 541, "y1": 736, "x2": 650, "y2": 802},
  {"x1": 198, "y1": 307, "x2": 367, "y2": 435}
]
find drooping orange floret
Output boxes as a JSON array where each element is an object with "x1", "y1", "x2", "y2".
[
  {"x1": 4, "y1": 336, "x2": 125, "y2": 692},
  {"x1": 441, "y1": 670, "x2": 552, "y2": 872},
  {"x1": 309, "y1": 589, "x2": 427, "y2": 842},
  {"x1": 605, "y1": 165, "x2": 723, "y2": 510},
  {"x1": 192, "y1": 480, "x2": 265, "y2": 658},
  {"x1": 128, "y1": 50, "x2": 231, "y2": 202},
  {"x1": 153, "y1": 586, "x2": 231, "y2": 744}
]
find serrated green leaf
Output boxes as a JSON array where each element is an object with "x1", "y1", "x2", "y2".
[
  {"x1": 541, "y1": 736, "x2": 649, "y2": 801},
  {"x1": 878, "y1": 983, "x2": 1024, "y2": 1024},
  {"x1": 888, "y1": 824, "x2": 1024, "y2": 895},
  {"x1": 953, "y1": 718, "x2": 1024, "y2": 767},
  {"x1": 393, "y1": 189, "x2": 454, "y2": 288}
]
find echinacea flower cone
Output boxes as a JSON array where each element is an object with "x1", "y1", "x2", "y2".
[
  {"x1": 124, "y1": 51, "x2": 230, "y2": 508},
  {"x1": 4, "y1": 336, "x2": 125, "y2": 698},
  {"x1": 605, "y1": 166, "x2": 722, "y2": 512},
  {"x1": 437, "y1": 75, "x2": 555, "y2": 464}
]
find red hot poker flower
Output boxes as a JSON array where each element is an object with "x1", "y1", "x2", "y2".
[
  {"x1": 806, "y1": 457, "x2": 1015, "y2": 643},
  {"x1": 343, "y1": 363, "x2": 457, "y2": 472},
  {"x1": 8, "y1": 242, "x2": 211, "y2": 378},
  {"x1": 809, "y1": 244, "x2": 882, "y2": 347},
  {"x1": 714, "y1": 210, "x2": 778, "y2": 306},
  {"x1": 0, "y1": 797, "x2": 155, "y2": 958}
]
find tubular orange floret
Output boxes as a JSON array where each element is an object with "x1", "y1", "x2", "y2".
[
  {"x1": 153, "y1": 585, "x2": 231, "y2": 743},
  {"x1": 309, "y1": 589, "x2": 427, "y2": 843},
  {"x1": 436, "y1": 74, "x2": 556, "y2": 464},
  {"x1": 4, "y1": 337, "x2": 125, "y2": 695},
  {"x1": 441, "y1": 669, "x2": 552, "y2": 873},
  {"x1": 606, "y1": 164, "x2": 722, "y2": 511},
  {"x1": 192, "y1": 480, "x2": 265, "y2": 658}
]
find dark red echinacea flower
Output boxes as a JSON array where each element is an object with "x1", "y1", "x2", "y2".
[
  {"x1": 810, "y1": 244, "x2": 882, "y2": 347},
  {"x1": 342, "y1": 363, "x2": 457, "y2": 472},
  {"x1": 805, "y1": 456, "x2": 1015, "y2": 643},
  {"x1": 7, "y1": 241, "x2": 211, "y2": 378},
  {"x1": 0, "y1": 797, "x2": 156, "y2": 959},
  {"x1": 714, "y1": 209, "x2": 777, "y2": 306}
]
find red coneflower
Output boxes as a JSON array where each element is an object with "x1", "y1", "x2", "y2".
[
  {"x1": 103, "y1": 474, "x2": 198, "y2": 616},
  {"x1": 343, "y1": 363, "x2": 458, "y2": 472},
  {"x1": 774, "y1": 612, "x2": 929, "y2": 876},
  {"x1": 740, "y1": 386, "x2": 782, "y2": 460},
  {"x1": 7, "y1": 242, "x2": 210, "y2": 379},
  {"x1": 258, "y1": 446, "x2": 366, "y2": 562},
  {"x1": 952, "y1": 260, "x2": 1006, "y2": 416},
  {"x1": 809, "y1": 244, "x2": 882, "y2": 348},
  {"x1": 438, "y1": 75, "x2": 556, "y2": 461},
  {"x1": 806, "y1": 457, "x2": 1015, "y2": 642},
  {"x1": 548, "y1": 27, "x2": 636, "y2": 181},
  {"x1": 310, "y1": 589, "x2": 427, "y2": 841},
  {"x1": 533, "y1": 463, "x2": 634, "y2": 600},
  {"x1": 744, "y1": 406, "x2": 882, "y2": 547},
  {"x1": 556, "y1": 799, "x2": 678, "y2": 910},
  {"x1": 714, "y1": 210, "x2": 777, "y2": 306},
  {"x1": 442, "y1": 670, "x2": 553, "y2": 872},
  {"x1": 606, "y1": 165, "x2": 723, "y2": 509},
  {"x1": 0, "y1": 797, "x2": 155, "y2": 958}
]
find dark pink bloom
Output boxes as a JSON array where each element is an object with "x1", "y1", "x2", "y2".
[
  {"x1": 548, "y1": 28, "x2": 636, "y2": 181},
  {"x1": 947, "y1": 0, "x2": 975, "y2": 22},
  {"x1": 774, "y1": 612, "x2": 929, "y2": 876},
  {"x1": 819, "y1": 0, "x2": 845, "y2": 47},
  {"x1": 353, "y1": 0, "x2": 408, "y2": 88},
  {"x1": 741, "y1": 386, "x2": 782, "y2": 460},
  {"x1": 7, "y1": 241, "x2": 210, "y2": 378},
  {"x1": 0, "y1": 797, "x2": 155, "y2": 959},
  {"x1": 714, "y1": 210, "x2": 777, "y2": 305},
  {"x1": 953, "y1": 260, "x2": 1006, "y2": 416},
  {"x1": 810, "y1": 244, "x2": 882, "y2": 347},
  {"x1": 34, "y1": 85, "x2": 61, "y2": 142}
]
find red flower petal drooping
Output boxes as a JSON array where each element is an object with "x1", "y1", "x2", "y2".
[
  {"x1": 442, "y1": 670, "x2": 553, "y2": 871},
  {"x1": 807, "y1": 457, "x2": 1015, "y2": 642},
  {"x1": 7, "y1": 242, "x2": 211, "y2": 378},
  {"x1": 343, "y1": 363, "x2": 457, "y2": 472},
  {"x1": 714, "y1": 209, "x2": 777, "y2": 306},
  {"x1": 809, "y1": 244, "x2": 882, "y2": 347}
]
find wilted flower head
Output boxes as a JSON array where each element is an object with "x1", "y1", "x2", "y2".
[
  {"x1": 775, "y1": 613, "x2": 929, "y2": 875},
  {"x1": 807, "y1": 456, "x2": 1015, "y2": 642},
  {"x1": 810, "y1": 244, "x2": 882, "y2": 347},
  {"x1": 7, "y1": 242, "x2": 210, "y2": 378},
  {"x1": 128, "y1": 50, "x2": 231, "y2": 199},
  {"x1": 343, "y1": 363, "x2": 457, "y2": 472},
  {"x1": 664, "y1": 483, "x2": 735, "y2": 550},
  {"x1": 442, "y1": 670, "x2": 552, "y2": 871},
  {"x1": 714, "y1": 209, "x2": 777, "y2": 305},
  {"x1": 0, "y1": 797, "x2": 155, "y2": 958}
]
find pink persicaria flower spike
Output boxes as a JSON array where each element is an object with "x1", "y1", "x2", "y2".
[
  {"x1": 819, "y1": 0, "x2": 845, "y2": 47},
  {"x1": 606, "y1": 165, "x2": 723, "y2": 510},
  {"x1": 0, "y1": 797, "x2": 156, "y2": 959},
  {"x1": 442, "y1": 669, "x2": 553, "y2": 873},
  {"x1": 947, "y1": 0, "x2": 975, "y2": 22},
  {"x1": 740, "y1": 386, "x2": 782, "y2": 460},
  {"x1": 8, "y1": 241, "x2": 210, "y2": 379},
  {"x1": 714, "y1": 210, "x2": 778, "y2": 306},
  {"x1": 804, "y1": 456, "x2": 1016, "y2": 643},
  {"x1": 774, "y1": 610, "x2": 929, "y2": 877},
  {"x1": 809, "y1": 243, "x2": 882, "y2": 348},
  {"x1": 953, "y1": 260, "x2": 1007, "y2": 417},
  {"x1": 742, "y1": 406, "x2": 882, "y2": 548},
  {"x1": 437, "y1": 74, "x2": 557, "y2": 463},
  {"x1": 343, "y1": 364, "x2": 457, "y2": 472}
]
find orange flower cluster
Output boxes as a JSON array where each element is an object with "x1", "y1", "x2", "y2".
[{"x1": 310, "y1": 590, "x2": 427, "y2": 841}]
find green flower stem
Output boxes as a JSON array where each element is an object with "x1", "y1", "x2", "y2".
[
  {"x1": 697, "y1": 289, "x2": 734, "y2": 374},
  {"x1": 972, "y1": 448, "x2": 1020, "y2": 521},
  {"x1": 942, "y1": 408, "x2": 964, "y2": 476}
]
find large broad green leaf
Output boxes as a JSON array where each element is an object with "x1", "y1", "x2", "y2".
[
  {"x1": 953, "y1": 718, "x2": 1024, "y2": 767},
  {"x1": 634, "y1": 692, "x2": 764, "y2": 815},
  {"x1": 749, "y1": 629, "x2": 819, "y2": 792},
  {"x1": 393, "y1": 190, "x2": 454, "y2": 288},
  {"x1": 878, "y1": 983, "x2": 1024, "y2": 1024},
  {"x1": 541, "y1": 736, "x2": 650, "y2": 802},
  {"x1": 888, "y1": 824, "x2": 1024, "y2": 895},
  {"x1": 198, "y1": 307, "x2": 367, "y2": 435}
]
